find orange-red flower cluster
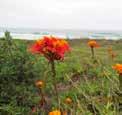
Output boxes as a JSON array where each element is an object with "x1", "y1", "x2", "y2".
[
  {"x1": 29, "y1": 36, "x2": 70, "y2": 61},
  {"x1": 112, "y1": 64, "x2": 122, "y2": 75},
  {"x1": 49, "y1": 110, "x2": 61, "y2": 115},
  {"x1": 88, "y1": 40, "x2": 99, "y2": 48}
]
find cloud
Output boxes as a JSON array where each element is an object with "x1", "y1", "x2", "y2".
[{"x1": 0, "y1": 0, "x2": 122, "y2": 30}]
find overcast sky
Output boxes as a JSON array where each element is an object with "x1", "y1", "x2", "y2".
[{"x1": 0, "y1": 0, "x2": 122, "y2": 30}]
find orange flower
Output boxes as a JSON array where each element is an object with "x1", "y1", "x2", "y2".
[
  {"x1": 65, "y1": 97, "x2": 72, "y2": 104},
  {"x1": 31, "y1": 106, "x2": 36, "y2": 113},
  {"x1": 111, "y1": 52, "x2": 116, "y2": 59},
  {"x1": 108, "y1": 47, "x2": 112, "y2": 52},
  {"x1": 112, "y1": 64, "x2": 122, "y2": 74},
  {"x1": 88, "y1": 40, "x2": 99, "y2": 48},
  {"x1": 35, "y1": 80, "x2": 44, "y2": 88},
  {"x1": 62, "y1": 111, "x2": 67, "y2": 115},
  {"x1": 29, "y1": 36, "x2": 70, "y2": 61},
  {"x1": 107, "y1": 47, "x2": 117, "y2": 59},
  {"x1": 48, "y1": 110, "x2": 61, "y2": 115}
]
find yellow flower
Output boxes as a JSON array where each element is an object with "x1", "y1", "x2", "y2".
[
  {"x1": 35, "y1": 80, "x2": 44, "y2": 88},
  {"x1": 48, "y1": 110, "x2": 61, "y2": 115},
  {"x1": 65, "y1": 97, "x2": 72, "y2": 104}
]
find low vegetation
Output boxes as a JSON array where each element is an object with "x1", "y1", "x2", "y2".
[{"x1": 0, "y1": 32, "x2": 122, "y2": 115}]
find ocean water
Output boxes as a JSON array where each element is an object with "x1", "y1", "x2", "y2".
[{"x1": 0, "y1": 28, "x2": 122, "y2": 40}]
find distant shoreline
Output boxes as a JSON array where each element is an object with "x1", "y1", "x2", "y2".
[
  {"x1": 0, "y1": 29, "x2": 122, "y2": 40},
  {"x1": 1, "y1": 37, "x2": 122, "y2": 42}
]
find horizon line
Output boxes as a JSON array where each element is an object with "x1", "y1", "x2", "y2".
[{"x1": 0, "y1": 26, "x2": 122, "y2": 32}]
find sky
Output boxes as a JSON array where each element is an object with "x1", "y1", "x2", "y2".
[{"x1": 0, "y1": 0, "x2": 122, "y2": 30}]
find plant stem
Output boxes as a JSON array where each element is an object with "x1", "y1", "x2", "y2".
[
  {"x1": 39, "y1": 89, "x2": 46, "y2": 104},
  {"x1": 119, "y1": 74, "x2": 122, "y2": 92},
  {"x1": 50, "y1": 60, "x2": 60, "y2": 108},
  {"x1": 91, "y1": 47, "x2": 94, "y2": 59}
]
